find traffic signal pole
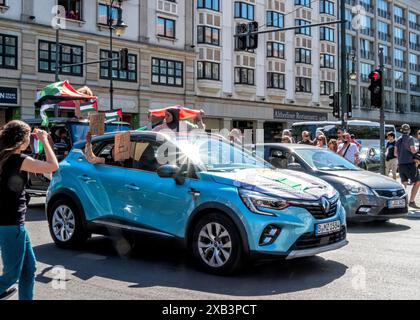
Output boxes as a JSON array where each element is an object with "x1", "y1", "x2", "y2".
[
  {"x1": 379, "y1": 47, "x2": 386, "y2": 175},
  {"x1": 339, "y1": 0, "x2": 347, "y2": 130}
]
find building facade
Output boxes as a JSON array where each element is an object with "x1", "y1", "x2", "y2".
[{"x1": 346, "y1": 0, "x2": 420, "y2": 127}]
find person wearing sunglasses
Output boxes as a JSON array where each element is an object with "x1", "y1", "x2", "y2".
[{"x1": 298, "y1": 131, "x2": 312, "y2": 145}]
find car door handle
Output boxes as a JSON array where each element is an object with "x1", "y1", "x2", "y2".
[
  {"x1": 78, "y1": 175, "x2": 96, "y2": 183},
  {"x1": 125, "y1": 184, "x2": 140, "y2": 191}
]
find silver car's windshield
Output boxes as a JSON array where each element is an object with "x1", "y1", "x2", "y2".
[
  {"x1": 175, "y1": 135, "x2": 272, "y2": 172},
  {"x1": 295, "y1": 148, "x2": 361, "y2": 171}
]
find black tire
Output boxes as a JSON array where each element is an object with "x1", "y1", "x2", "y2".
[
  {"x1": 48, "y1": 198, "x2": 89, "y2": 249},
  {"x1": 191, "y1": 213, "x2": 244, "y2": 275}
]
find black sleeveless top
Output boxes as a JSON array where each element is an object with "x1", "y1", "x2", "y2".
[{"x1": 0, "y1": 153, "x2": 28, "y2": 225}]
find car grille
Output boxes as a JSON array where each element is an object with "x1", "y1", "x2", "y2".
[
  {"x1": 374, "y1": 189, "x2": 405, "y2": 198},
  {"x1": 378, "y1": 207, "x2": 408, "y2": 215},
  {"x1": 292, "y1": 227, "x2": 347, "y2": 250},
  {"x1": 302, "y1": 197, "x2": 339, "y2": 219}
]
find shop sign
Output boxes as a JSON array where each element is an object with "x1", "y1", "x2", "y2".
[
  {"x1": 0, "y1": 87, "x2": 18, "y2": 105},
  {"x1": 274, "y1": 110, "x2": 328, "y2": 121}
]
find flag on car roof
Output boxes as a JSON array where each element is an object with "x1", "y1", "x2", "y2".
[
  {"x1": 80, "y1": 101, "x2": 98, "y2": 113},
  {"x1": 34, "y1": 80, "x2": 97, "y2": 107},
  {"x1": 148, "y1": 105, "x2": 202, "y2": 120},
  {"x1": 105, "y1": 109, "x2": 123, "y2": 123}
]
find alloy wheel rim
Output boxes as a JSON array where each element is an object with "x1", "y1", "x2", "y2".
[
  {"x1": 198, "y1": 222, "x2": 232, "y2": 268},
  {"x1": 52, "y1": 205, "x2": 76, "y2": 242}
]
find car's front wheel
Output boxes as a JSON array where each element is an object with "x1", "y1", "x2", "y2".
[
  {"x1": 48, "y1": 199, "x2": 89, "y2": 248},
  {"x1": 191, "y1": 213, "x2": 244, "y2": 275}
]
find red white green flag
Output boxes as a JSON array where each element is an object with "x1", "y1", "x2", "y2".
[
  {"x1": 149, "y1": 105, "x2": 202, "y2": 120},
  {"x1": 105, "y1": 109, "x2": 123, "y2": 123}
]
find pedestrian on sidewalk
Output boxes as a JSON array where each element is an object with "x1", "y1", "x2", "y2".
[
  {"x1": 298, "y1": 131, "x2": 312, "y2": 145},
  {"x1": 385, "y1": 131, "x2": 398, "y2": 180},
  {"x1": 395, "y1": 124, "x2": 420, "y2": 208},
  {"x1": 0, "y1": 121, "x2": 59, "y2": 300},
  {"x1": 337, "y1": 133, "x2": 359, "y2": 164}
]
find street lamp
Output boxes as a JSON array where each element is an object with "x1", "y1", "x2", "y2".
[{"x1": 108, "y1": 0, "x2": 127, "y2": 111}]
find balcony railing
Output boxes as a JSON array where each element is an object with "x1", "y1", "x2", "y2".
[
  {"x1": 409, "y1": 63, "x2": 420, "y2": 72},
  {"x1": 411, "y1": 85, "x2": 420, "y2": 92},
  {"x1": 395, "y1": 59, "x2": 406, "y2": 68},
  {"x1": 394, "y1": 16, "x2": 406, "y2": 25},
  {"x1": 396, "y1": 104, "x2": 407, "y2": 113},
  {"x1": 409, "y1": 21, "x2": 420, "y2": 31},
  {"x1": 378, "y1": 31, "x2": 390, "y2": 42},
  {"x1": 410, "y1": 43, "x2": 420, "y2": 51},
  {"x1": 395, "y1": 81, "x2": 407, "y2": 89},
  {"x1": 411, "y1": 104, "x2": 420, "y2": 113},
  {"x1": 394, "y1": 38, "x2": 407, "y2": 47},
  {"x1": 360, "y1": 50, "x2": 374, "y2": 60},
  {"x1": 378, "y1": 9, "x2": 391, "y2": 20}
]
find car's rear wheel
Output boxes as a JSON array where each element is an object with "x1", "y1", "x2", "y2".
[
  {"x1": 191, "y1": 213, "x2": 243, "y2": 275},
  {"x1": 48, "y1": 199, "x2": 89, "y2": 248}
]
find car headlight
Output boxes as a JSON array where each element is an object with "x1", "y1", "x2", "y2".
[
  {"x1": 239, "y1": 189, "x2": 289, "y2": 216},
  {"x1": 343, "y1": 181, "x2": 373, "y2": 195}
]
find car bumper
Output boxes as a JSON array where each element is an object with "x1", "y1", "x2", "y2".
[
  {"x1": 286, "y1": 239, "x2": 348, "y2": 260},
  {"x1": 342, "y1": 193, "x2": 408, "y2": 221}
]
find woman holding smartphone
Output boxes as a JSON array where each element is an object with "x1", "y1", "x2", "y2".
[{"x1": 0, "y1": 120, "x2": 59, "y2": 300}]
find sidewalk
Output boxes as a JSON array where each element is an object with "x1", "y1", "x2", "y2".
[{"x1": 406, "y1": 185, "x2": 420, "y2": 219}]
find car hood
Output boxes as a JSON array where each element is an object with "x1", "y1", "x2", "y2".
[
  {"x1": 319, "y1": 170, "x2": 403, "y2": 189},
  {"x1": 203, "y1": 168, "x2": 337, "y2": 201}
]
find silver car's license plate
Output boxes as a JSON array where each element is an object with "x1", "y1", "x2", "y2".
[
  {"x1": 315, "y1": 220, "x2": 341, "y2": 236},
  {"x1": 388, "y1": 199, "x2": 406, "y2": 209}
]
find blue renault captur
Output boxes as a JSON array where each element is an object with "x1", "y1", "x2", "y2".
[{"x1": 46, "y1": 131, "x2": 348, "y2": 274}]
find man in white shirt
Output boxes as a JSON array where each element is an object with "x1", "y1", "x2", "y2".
[{"x1": 337, "y1": 133, "x2": 359, "y2": 164}]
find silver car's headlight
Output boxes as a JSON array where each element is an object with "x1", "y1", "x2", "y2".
[
  {"x1": 239, "y1": 189, "x2": 289, "y2": 216},
  {"x1": 343, "y1": 180, "x2": 373, "y2": 195}
]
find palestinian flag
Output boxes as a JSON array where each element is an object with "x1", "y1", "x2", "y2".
[
  {"x1": 33, "y1": 138, "x2": 44, "y2": 155},
  {"x1": 80, "y1": 101, "x2": 98, "y2": 113},
  {"x1": 35, "y1": 80, "x2": 97, "y2": 107},
  {"x1": 149, "y1": 105, "x2": 202, "y2": 120},
  {"x1": 105, "y1": 109, "x2": 123, "y2": 123}
]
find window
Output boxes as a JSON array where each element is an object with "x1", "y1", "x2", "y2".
[
  {"x1": 320, "y1": 53, "x2": 335, "y2": 69},
  {"x1": 197, "y1": 0, "x2": 220, "y2": 11},
  {"x1": 98, "y1": 3, "x2": 121, "y2": 26},
  {"x1": 58, "y1": 0, "x2": 82, "y2": 21},
  {"x1": 360, "y1": 62, "x2": 372, "y2": 82},
  {"x1": 295, "y1": 77, "x2": 311, "y2": 93},
  {"x1": 295, "y1": 48, "x2": 311, "y2": 64},
  {"x1": 320, "y1": 27, "x2": 334, "y2": 42},
  {"x1": 409, "y1": 11, "x2": 418, "y2": 29},
  {"x1": 100, "y1": 50, "x2": 137, "y2": 82},
  {"x1": 197, "y1": 26, "x2": 220, "y2": 46},
  {"x1": 345, "y1": 9, "x2": 353, "y2": 30},
  {"x1": 295, "y1": 19, "x2": 311, "y2": 36},
  {"x1": 38, "y1": 40, "x2": 83, "y2": 76},
  {"x1": 235, "y1": 67, "x2": 254, "y2": 85},
  {"x1": 0, "y1": 34, "x2": 18, "y2": 69},
  {"x1": 234, "y1": 2, "x2": 254, "y2": 20},
  {"x1": 395, "y1": 70, "x2": 406, "y2": 88},
  {"x1": 267, "y1": 11, "x2": 284, "y2": 28},
  {"x1": 157, "y1": 17, "x2": 175, "y2": 38},
  {"x1": 360, "y1": 16, "x2": 373, "y2": 36},
  {"x1": 320, "y1": 81, "x2": 335, "y2": 95},
  {"x1": 295, "y1": 0, "x2": 311, "y2": 7},
  {"x1": 394, "y1": 48, "x2": 405, "y2": 68},
  {"x1": 378, "y1": 21, "x2": 389, "y2": 41},
  {"x1": 267, "y1": 42, "x2": 284, "y2": 59},
  {"x1": 151, "y1": 57, "x2": 183, "y2": 87},
  {"x1": 379, "y1": 45, "x2": 390, "y2": 64},
  {"x1": 320, "y1": 0, "x2": 334, "y2": 15},
  {"x1": 267, "y1": 72, "x2": 285, "y2": 89},
  {"x1": 197, "y1": 61, "x2": 220, "y2": 80}
]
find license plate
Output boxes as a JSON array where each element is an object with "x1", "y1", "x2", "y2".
[
  {"x1": 316, "y1": 220, "x2": 341, "y2": 236},
  {"x1": 388, "y1": 199, "x2": 406, "y2": 209}
]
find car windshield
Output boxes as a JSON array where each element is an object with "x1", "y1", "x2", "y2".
[
  {"x1": 175, "y1": 135, "x2": 272, "y2": 172},
  {"x1": 295, "y1": 148, "x2": 361, "y2": 171}
]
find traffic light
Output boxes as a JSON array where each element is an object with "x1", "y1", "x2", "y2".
[
  {"x1": 368, "y1": 69, "x2": 383, "y2": 108},
  {"x1": 119, "y1": 48, "x2": 129, "y2": 71},
  {"x1": 246, "y1": 21, "x2": 258, "y2": 50},
  {"x1": 330, "y1": 92, "x2": 340, "y2": 118},
  {"x1": 235, "y1": 24, "x2": 247, "y2": 51},
  {"x1": 235, "y1": 22, "x2": 259, "y2": 51}
]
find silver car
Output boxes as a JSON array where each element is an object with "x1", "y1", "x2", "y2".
[{"x1": 255, "y1": 144, "x2": 408, "y2": 222}]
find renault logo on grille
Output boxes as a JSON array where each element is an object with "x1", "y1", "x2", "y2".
[{"x1": 321, "y1": 197, "x2": 331, "y2": 212}]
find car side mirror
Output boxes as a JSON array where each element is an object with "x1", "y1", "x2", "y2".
[
  {"x1": 287, "y1": 163, "x2": 303, "y2": 171},
  {"x1": 157, "y1": 165, "x2": 185, "y2": 185}
]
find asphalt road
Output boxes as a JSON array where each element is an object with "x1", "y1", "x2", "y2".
[{"x1": 3, "y1": 197, "x2": 420, "y2": 300}]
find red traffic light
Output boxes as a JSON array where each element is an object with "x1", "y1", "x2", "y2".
[{"x1": 369, "y1": 71, "x2": 381, "y2": 82}]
